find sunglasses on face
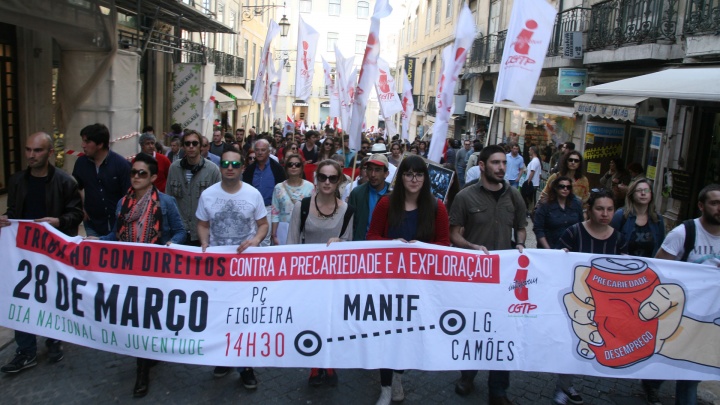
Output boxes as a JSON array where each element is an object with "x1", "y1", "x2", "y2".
[
  {"x1": 317, "y1": 173, "x2": 340, "y2": 184},
  {"x1": 130, "y1": 169, "x2": 150, "y2": 178},
  {"x1": 324, "y1": 142, "x2": 333, "y2": 146},
  {"x1": 286, "y1": 162, "x2": 302, "y2": 168},
  {"x1": 184, "y1": 141, "x2": 200, "y2": 147},
  {"x1": 220, "y1": 160, "x2": 242, "y2": 169},
  {"x1": 247, "y1": 156, "x2": 256, "y2": 161},
  {"x1": 567, "y1": 158, "x2": 580, "y2": 163},
  {"x1": 557, "y1": 184, "x2": 572, "y2": 190},
  {"x1": 289, "y1": 146, "x2": 298, "y2": 150}
]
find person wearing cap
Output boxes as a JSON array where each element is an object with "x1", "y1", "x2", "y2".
[
  {"x1": 349, "y1": 153, "x2": 391, "y2": 241},
  {"x1": 135, "y1": 132, "x2": 170, "y2": 192},
  {"x1": 370, "y1": 143, "x2": 398, "y2": 181}
]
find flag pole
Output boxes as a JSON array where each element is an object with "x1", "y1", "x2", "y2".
[{"x1": 485, "y1": 105, "x2": 496, "y2": 148}]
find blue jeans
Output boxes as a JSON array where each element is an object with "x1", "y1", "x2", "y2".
[
  {"x1": 460, "y1": 370, "x2": 510, "y2": 397},
  {"x1": 509, "y1": 179, "x2": 520, "y2": 188},
  {"x1": 643, "y1": 379, "x2": 699, "y2": 405},
  {"x1": 457, "y1": 167, "x2": 466, "y2": 188},
  {"x1": 15, "y1": 331, "x2": 60, "y2": 357}
]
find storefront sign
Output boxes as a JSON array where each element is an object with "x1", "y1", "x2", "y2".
[
  {"x1": 584, "y1": 122, "x2": 625, "y2": 188},
  {"x1": 558, "y1": 69, "x2": 588, "y2": 95},
  {"x1": 293, "y1": 101, "x2": 309, "y2": 107},
  {"x1": 669, "y1": 169, "x2": 692, "y2": 201},
  {"x1": 576, "y1": 103, "x2": 637, "y2": 121},
  {"x1": 320, "y1": 101, "x2": 330, "y2": 108},
  {"x1": 404, "y1": 56, "x2": 417, "y2": 90},
  {"x1": 562, "y1": 32, "x2": 583, "y2": 59},
  {"x1": 2, "y1": 222, "x2": 720, "y2": 379}
]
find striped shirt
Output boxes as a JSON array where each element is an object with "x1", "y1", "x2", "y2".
[{"x1": 559, "y1": 222, "x2": 629, "y2": 254}]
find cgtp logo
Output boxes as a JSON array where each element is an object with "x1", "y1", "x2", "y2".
[{"x1": 508, "y1": 255, "x2": 538, "y2": 315}]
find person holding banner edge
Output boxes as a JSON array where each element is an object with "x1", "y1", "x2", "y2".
[
  {"x1": 196, "y1": 146, "x2": 269, "y2": 389},
  {"x1": 449, "y1": 144, "x2": 527, "y2": 405},
  {"x1": 88, "y1": 153, "x2": 186, "y2": 397},
  {"x1": 367, "y1": 154, "x2": 451, "y2": 405},
  {"x1": 1, "y1": 132, "x2": 83, "y2": 374}
]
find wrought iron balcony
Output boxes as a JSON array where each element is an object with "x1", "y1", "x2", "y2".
[
  {"x1": 588, "y1": 0, "x2": 678, "y2": 50},
  {"x1": 547, "y1": 7, "x2": 591, "y2": 56},
  {"x1": 413, "y1": 95, "x2": 425, "y2": 112},
  {"x1": 467, "y1": 30, "x2": 507, "y2": 68},
  {"x1": 684, "y1": 0, "x2": 720, "y2": 35},
  {"x1": 211, "y1": 50, "x2": 245, "y2": 78}
]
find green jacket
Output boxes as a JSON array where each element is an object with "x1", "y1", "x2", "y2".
[{"x1": 348, "y1": 181, "x2": 390, "y2": 241}]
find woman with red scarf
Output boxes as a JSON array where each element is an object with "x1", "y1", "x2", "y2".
[{"x1": 92, "y1": 153, "x2": 186, "y2": 397}]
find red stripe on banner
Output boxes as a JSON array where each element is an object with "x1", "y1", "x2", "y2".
[{"x1": 15, "y1": 222, "x2": 499, "y2": 284}]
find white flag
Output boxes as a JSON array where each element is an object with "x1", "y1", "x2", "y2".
[
  {"x1": 428, "y1": 5, "x2": 476, "y2": 163},
  {"x1": 295, "y1": 16, "x2": 319, "y2": 101},
  {"x1": 335, "y1": 46, "x2": 355, "y2": 138},
  {"x1": 348, "y1": 0, "x2": 393, "y2": 151},
  {"x1": 494, "y1": 0, "x2": 556, "y2": 107},
  {"x1": 401, "y1": 68, "x2": 414, "y2": 141},
  {"x1": 252, "y1": 20, "x2": 280, "y2": 105},
  {"x1": 322, "y1": 56, "x2": 340, "y2": 118},
  {"x1": 375, "y1": 57, "x2": 402, "y2": 117},
  {"x1": 269, "y1": 58, "x2": 282, "y2": 128}
]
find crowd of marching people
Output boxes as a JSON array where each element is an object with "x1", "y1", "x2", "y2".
[{"x1": 1, "y1": 122, "x2": 719, "y2": 405}]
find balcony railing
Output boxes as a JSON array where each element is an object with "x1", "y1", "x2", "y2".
[
  {"x1": 413, "y1": 95, "x2": 425, "y2": 112},
  {"x1": 427, "y1": 96, "x2": 437, "y2": 116},
  {"x1": 547, "y1": 7, "x2": 592, "y2": 56},
  {"x1": 467, "y1": 30, "x2": 507, "y2": 68},
  {"x1": 588, "y1": 0, "x2": 678, "y2": 50},
  {"x1": 684, "y1": 0, "x2": 720, "y2": 35},
  {"x1": 211, "y1": 50, "x2": 245, "y2": 78}
]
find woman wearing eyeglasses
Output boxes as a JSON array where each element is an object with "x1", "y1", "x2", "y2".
[
  {"x1": 541, "y1": 150, "x2": 590, "y2": 204},
  {"x1": 366, "y1": 155, "x2": 450, "y2": 405},
  {"x1": 533, "y1": 176, "x2": 584, "y2": 249},
  {"x1": 270, "y1": 154, "x2": 314, "y2": 245},
  {"x1": 286, "y1": 159, "x2": 355, "y2": 387},
  {"x1": 611, "y1": 179, "x2": 665, "y2": 257},
  {"x1": 92, "y1": 154, "x2": 185, "y2": 398}
]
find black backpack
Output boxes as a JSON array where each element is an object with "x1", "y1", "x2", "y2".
[
  {"x1": 679, "y1": 219, "x2": 697, "y2": 262},
  {"x1": 298, "y1": 197, "x2": 355, "y2": 244}
]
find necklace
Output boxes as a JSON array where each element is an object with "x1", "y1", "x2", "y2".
[{"x1": 315, "y1": 196, "x2": 338, "y2": 218}]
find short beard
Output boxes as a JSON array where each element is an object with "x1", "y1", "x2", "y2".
[
  {"x1": 703, "y1": 211, "x2": 720, "y2": 226},
  {"x1": 483, "y1": 174, "x2": 503, "y2": 185}
]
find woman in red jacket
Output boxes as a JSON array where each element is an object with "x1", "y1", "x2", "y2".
[{"x1": 366, "y1": 154, "x2": 450, "y2": 405}]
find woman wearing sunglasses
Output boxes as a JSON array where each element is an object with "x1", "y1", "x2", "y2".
[
  {"x1": 366, "y1": 155, "x2": 450, "y2": 405},
  {"x1": 541, "y1": 150, "x2": 590, "y2": 204},
  {"x1": 286, "y1": 159, "x2": 355, "y2": 387},
  {"x1": 91, "y1": 154, "x2": 186, "y2": 398},
  {"x1": 533, "y1": 176, "x2": 584, "y2": 249},
  {"x1": 270, "y1": 154, "x2": 314, "y2": 245},
  {"x1": 317, "y1": 137, "x2": 339, "y2": 162}
]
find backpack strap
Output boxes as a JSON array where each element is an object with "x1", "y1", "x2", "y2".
[
  {"x1": 299, "y1": 197, "x2": 312, "y2": 244},
  {"x1": 339, "y1": 204, "x2": 356, "y2": 238},
  {"x1": 680, "y1": 219, "x2": 696, "y2": 262}
]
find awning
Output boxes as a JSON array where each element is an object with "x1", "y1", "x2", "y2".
[
  {"x1": 465, "y1": 102, "x2": 493, "y2": 117},
  {"x1": 217, "y1": 84, "x2": 253, "y2": 107},
  {"x1": 572, "y1": 93, "x2": 648, "y2": 121},
  {"x1": 585, "y1": 67, "x2": 720, "y2": 101},
  {"x1": 213, "y1": 91, "x2": 236, "y2": 112},
  {"x1": 112, "y1": 0, "x2": 235, "y2": 33},
  {"x1": 494, "y1": 101, "x2": 575, "y2": 118}
]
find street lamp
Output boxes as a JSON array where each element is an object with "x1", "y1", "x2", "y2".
[
  {"x1": 278, "y1": 15, "x2": 290, "y2": 37},
  {"x1": 284, "y1": 59, "x2": 291, "y2": 72},
  {"x1": 241, "y1": 2, "x2": 290, "y2": 38}
]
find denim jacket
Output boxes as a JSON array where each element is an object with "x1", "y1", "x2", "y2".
[
  {"x1": 610, "y1": 208, "x2": 665, "y2": 257},
  {"x1": 101, "y1": 191, "x2": 186, "y2": 245}
]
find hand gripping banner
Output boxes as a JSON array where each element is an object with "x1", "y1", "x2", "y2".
[{"x1": 1, "y1": 221, "x2": 719, "y2": 380}]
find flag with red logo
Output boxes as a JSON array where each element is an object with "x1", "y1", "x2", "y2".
[
  {"x1": 427, "y1": 5, "x2": 476, "y2": 163},
  {"x1": 494, "y1": 0, "x2": 556, "y2": 107},
  {"x1": 375, "y1": 57, "x2": 402, "y2": 117},
  {"x1": 401, "y1": 67, "x2": 414, "y2": 141},
  {"x1": 295, "y1": 16, "x2": 319, "y2": 102},
  {"x1": 348, "y1": 0, "x2": 393, "y2": 151},
  {"x1": 322, "y1": 56, "x2": 340, "y2": 119}
]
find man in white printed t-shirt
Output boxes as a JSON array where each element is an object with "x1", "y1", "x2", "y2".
[
  {"x1": 641, "y1": 183, "x2": 720, "y2": 405},
  {"x1": 195, "y1": 146, "x2": 268, "y2": 391}
]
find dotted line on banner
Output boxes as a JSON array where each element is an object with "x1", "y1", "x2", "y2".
[{"x1": 326, "y1": 324, "x2": 436, "y2": 343}]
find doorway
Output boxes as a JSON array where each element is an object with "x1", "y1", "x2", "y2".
[{"x1": 0, "y1": 23, "x2": 21, "y2": 193}]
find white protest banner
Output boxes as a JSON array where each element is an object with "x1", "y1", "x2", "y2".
[
  {"x1": 251, "y1": 20, "x2": 280, "y2": 105},
  {"x1": 375, "y1": 58, "x2": 402, "y2": 116},
  {"x1": 295, "y1": 16, "x2": 319, "y2": 102},
  {"x1": 334, "y1": 46, "x2": 355, "y2": 138},
  {"x1": 494, "y1": 0, "x2": 556, "y2": 107},
  {"x1": 428, "y1": 5, "x2": 476, "y2": 163},
  {"x1": 401, "y1": 67, "x2": 414, "y2": 141},
  {"x1": 2, "y1": 221, "x2": 719, "y2": 380},
  {"x1": 348, "y1": 0, "x2": 393, "y2": 151}
]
